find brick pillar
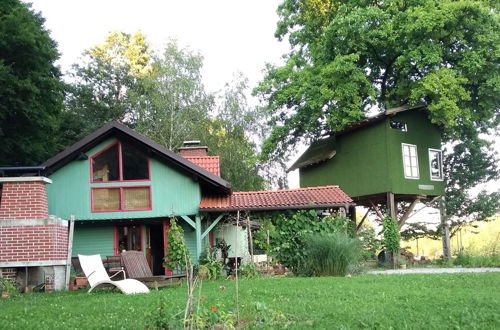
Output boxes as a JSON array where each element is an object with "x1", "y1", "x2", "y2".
[{"x1": 0, "y1": 177, "x2": 51, "y2": 220}]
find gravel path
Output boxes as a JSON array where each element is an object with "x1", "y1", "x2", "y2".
[{"x1": 367, "y1": 267, "x2": 500, "y2": 275}]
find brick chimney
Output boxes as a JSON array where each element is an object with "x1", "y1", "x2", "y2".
[
  {"x1": 0, "y1": 177, "x2": 50, "y2": 220},
  {"x1": 177, "y1": 141, "x2": 208, "y2": 157}
]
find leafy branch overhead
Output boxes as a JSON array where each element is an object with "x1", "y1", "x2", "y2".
[{"x1": 257, "y1": 0, "x2": 499, "y2": 161}]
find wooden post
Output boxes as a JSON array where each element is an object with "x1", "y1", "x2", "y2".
[
  {"x1": 439, "y1": 197, "x2": 452, "y2": 259},
  {"x1": 246, "y1": 214, "x2": 254, "y2": 263},
  {"x1": 195, "y1": 215, "x2": 202, "y2": 262},
  {"x1": 387, "y1": 192, "x2": 397, "y2": 220},
  {"x1": 356, "y1": 207, "x2": 371, "y2": 232},
  {"x1": 64, "y1": 215, "x2": 75, "y2": 290}
]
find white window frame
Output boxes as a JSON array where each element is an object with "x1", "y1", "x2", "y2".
[
  {"x1": 402, "y1": 143, "x2": 419, "y2": 179},
  {"x1": 428, "y1": 148, "x2": 444, "y2": 181}
]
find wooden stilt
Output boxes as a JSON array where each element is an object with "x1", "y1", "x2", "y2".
[{"x1": 398, "y1": 198, "x2": 420, "y2": 229}]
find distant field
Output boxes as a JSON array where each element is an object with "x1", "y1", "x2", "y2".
[
  {"x1": 404, "y1": 216, "x2": 500, "y2": 258},
  {"x1": 1, "y1": 273, "x2": 499, "y2": 329}
]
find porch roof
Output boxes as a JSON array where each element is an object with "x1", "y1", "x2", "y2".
[
  {"x1": 184, "y1": 156, "x2": 220, "y2": 177},
  {"x1": 199, "y1": 185, "x2": 353, "y2": 212}
]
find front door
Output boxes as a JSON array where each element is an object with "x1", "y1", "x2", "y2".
[{"x1": 149, "y1": 224, "x2": 164, "y2": 275}]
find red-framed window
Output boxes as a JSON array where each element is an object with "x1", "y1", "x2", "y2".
[
  {"x1": 114, "y1": 224, "x2": 142, "y2": 255},
  {"x1": 91, "y1": 186, "x2": 152, "y2": 212},
  {"x1": 90, "y1": 141, "x2": 150, "y2": 183}
]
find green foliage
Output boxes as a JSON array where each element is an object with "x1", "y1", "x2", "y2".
[
  {"x1": 258, "y1": 0, "x2": 500, "y2": 225},
  {"x1": 356, "y1": 224, "x2": 381, "y2": 261},
  {"x1": 0, "y1": 0, "x2": 65, "y2": 166},
  {"x1": 163, "y1": 217, "x2": 190, "y2": 271},
  {"x1": 0, "y1": 278, "x2": 19, "y2": 296},
  {"x1": 254, "y1": 210, "x2": 354, "y2": 273},
  {"x1": 303, "y1": 233, "x2": 361, "y2": 276},
  {"x1": 454, "y1": 239, "x2": 500, "y2": 268},
  {"x1": 382, "y1": 217, "x2": 400, "y2": 253},
  {"x1": 238, "y1": 263, "x2": 259, "y2": 278},
  {"x1": 197, "y1": 247, "x2": 223, "y2": 280}
]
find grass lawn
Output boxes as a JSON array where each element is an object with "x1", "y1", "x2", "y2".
[{"x1": 1, "y1": 273, "x2": 499, "y2": 329}]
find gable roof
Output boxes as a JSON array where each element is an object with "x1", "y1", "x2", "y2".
[
  {"x1": 199, "y1": 185, "x2": 353, "y2": 212},
  {"x1": 184, "y1": 156, "x2": 220, "y2": 177},
  {"x1": 43, "y1": 121, "x2": 231, "y2": 194},
  {"x1": 288, "y1": 105, "x2": 427, "y2": 171}
]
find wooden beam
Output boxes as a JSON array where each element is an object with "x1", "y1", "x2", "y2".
[
  {"x1": 387, "y1": 192, "x2": 397, "y2": 220},
  {"x1": 180, "y1": 215, "x2": 196, "y2": 229},
  {"x1": 201, "y1": 213, "x2": 226, "y2": 239},
  {"x1": 247, "y1": 214, "x2": 254, "y2": 262},
  {"x1": 369, "y1": 200, "x2": 384, "y2": 220},
  {"x1": 356, "y1": 207, "x2": 371, "y2": 232},
  {"x1": 195, "y1": 215, "x2": 202, "y2": 260},
  {"x1": 397, "y1": 198, "x2": 420, "y2": 229}
]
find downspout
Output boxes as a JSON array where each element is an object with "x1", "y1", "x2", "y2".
[{"x1": 64, "y1": 215, "x2": 75, "y2": 290}]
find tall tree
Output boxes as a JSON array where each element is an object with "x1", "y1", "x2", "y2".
[
  {"x1": 0, "y1": 0, "x2": 64, "y2": 165},
  {"x1": 133, "y1": 41, "x2": 213, "y2": 150},
  {"x1": 258, "y1": 0, "x2": 499, "y2": 223},
  {"x1": 64, "y1": 31, "x2": 152, "y2": 141}
]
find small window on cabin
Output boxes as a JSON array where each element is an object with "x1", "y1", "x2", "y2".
[
  {"x1": 93, "y1": 188, "x2": 120, "y2": 211},
  {"x1": 92, "y1": 144, "x2": 119, "y2": 181},
  {"x1": 122, "y1": 143, "x2": 149, "y2": 180},
  {"x1": 402, "y1": 143, "x2": 419, "y2": 179},
  {"x1": 429, "y1": 149, "x2": 443, "y2": 181},
  {"x1": 116, "y1": 225, "x2": 141, "y2": 253},
  {"x1": 390, "y1": 120, "x2": 407, "y2": 132},
  {"x1": 123, "y1": 187, "x2": 151, "y2": 210}
]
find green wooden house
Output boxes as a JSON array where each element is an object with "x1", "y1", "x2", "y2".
[
  {"x1": 42, "y1": 122, "x2": 231, "y2": 275},
  {"x1": 289, "y1": 105, "x2": 445, "y2": 227}
]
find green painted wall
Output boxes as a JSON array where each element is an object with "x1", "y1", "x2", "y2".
[
  {"x1": 300, "y1": 110, "x2": 444, "y2": 197},
  {"x1": 72, "y1": 223, "x2": 114, "y2": 257},
  {"x1": 47, "y1": 138, "x2": 201, "y2": 220},
  {"x1": 300, "y1": 120, "x2": 389, "y2": 197},
  {"x1": 386, "y1": 111, "x2": 445, "y2": 195}
]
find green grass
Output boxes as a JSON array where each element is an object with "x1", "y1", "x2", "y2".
[{"x1": 1, "y1": 273, "x2": 500, "y2": 329}]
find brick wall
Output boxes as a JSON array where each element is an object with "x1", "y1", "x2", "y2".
[
  {"x1": 0, "y1": 268, "x2": 17, "y2": 280},
  {"x1": 0, "y1": 180, "x2": 49, "y2": 220},
  {"x1": 0, "y1": 221, "x2": 68, "y2": 263}
]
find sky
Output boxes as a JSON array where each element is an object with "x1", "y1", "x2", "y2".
[{"x1": 28, "y1": 0, "x2": 288, "y2": 95}]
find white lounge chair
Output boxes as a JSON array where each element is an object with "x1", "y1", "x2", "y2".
[{"x1": 78, "y1": 254, "x2": 149, "y2": 294}]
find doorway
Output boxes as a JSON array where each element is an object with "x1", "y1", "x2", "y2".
[{"x1": 149, "y1": 224, "x2": 164, "y2": 275}]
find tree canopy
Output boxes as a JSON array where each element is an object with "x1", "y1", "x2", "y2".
[
  {"x1": 257, "y1": 0, "x2": 499, "y2": 160},
  {"x1": 0, "y1": 0, "x2": 64, "y2": 165},
  {"x1": 258, "y1": 0, "x2": 499, "y2": 224}
]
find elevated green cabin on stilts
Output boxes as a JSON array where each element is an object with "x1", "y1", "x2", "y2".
[{"x1": 290, "y1": 105, "x2": 446, "y2": 230}]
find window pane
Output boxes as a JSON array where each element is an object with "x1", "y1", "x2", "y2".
[
  {"x1": 93, "y1": 188, "x2": 120, "y2": 211},
  {"x1": 429, "y1": 150, "x2": 443, "y2": 180},
  {"x1": 92, "y1": 144, "x2": 119, "y2": 181},
  {"x1": 122, "y1": 143, "x2": 149, "y2": 180},
  {"x1": 123, "y1": 187, "x2": 150, "y2": 210},
  {"x1": 117, "y1": 225, "x2": 141, "y2": 252},
  {"x1": 402, "y1": 144, "x2": 419, "y2": 179}
]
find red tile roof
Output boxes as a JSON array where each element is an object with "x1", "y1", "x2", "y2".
[
  {"x1": 199, "y1": 186, "x2": 353, "y2": 211},
  {"x1": 184, "y1": 156, "x2": 220, "y2": 177}
]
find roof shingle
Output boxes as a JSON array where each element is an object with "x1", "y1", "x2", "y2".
[
  {"x1": 184, "y1": 156, "x2": 220, "y2": 177},
  {"x1": 199, "y1": 186, "x2": 353, "y2": 212}
]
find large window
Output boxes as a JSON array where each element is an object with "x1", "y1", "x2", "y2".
[
  {"x1": 402, "y1": 143, "x2": 419, "y2": 179},
  {"x1": 115, "y1": 225, "x2": 142, "y2": 255},
  {"x1": 91, "y1": 141, "x2": 149, "y2": 182},
  {"x1": 92, "y1": 186, "x2": 151, "y2": 212},
  {"x1": 428, "y1": 149, "x2": 443, "y2": 181}
]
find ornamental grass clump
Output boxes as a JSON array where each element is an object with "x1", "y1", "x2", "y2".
[{"x1": 303, "y1": 233, "x2": 361, "y2": 276}]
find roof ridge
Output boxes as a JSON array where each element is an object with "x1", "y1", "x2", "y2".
[{"x1": 233, "y1": 185, "x2": 341, "y2": 195}]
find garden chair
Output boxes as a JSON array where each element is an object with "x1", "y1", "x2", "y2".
[
  {"x1": 121, "y1": 250, "x2": 186, "y2": 287},
  {"x1": 78, "y1": 254, "x2": 149, "y2": 294}
]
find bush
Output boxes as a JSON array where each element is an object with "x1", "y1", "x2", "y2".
[
  {"x1": 239, "y1": 262, "x2": 259, "y2": 278},
  {"x1": 302, "y1": 233, "x2": 361, "y2": 276},
  {"x1": 197, "y1": 247, "x2": 223, "y2": 280}
]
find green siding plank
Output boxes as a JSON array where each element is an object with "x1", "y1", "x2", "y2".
[{"x1": 72, "y1": 224, "x2": 114, "y2": 257}]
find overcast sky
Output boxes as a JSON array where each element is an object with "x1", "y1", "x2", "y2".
[{"x1": 28, "y1": 0, "x2": 288, "y2": 94}]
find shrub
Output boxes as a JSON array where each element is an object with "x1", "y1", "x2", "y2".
[
  {"x1": 197, "y1": 247, "x2": 223, "y2": 280},
  {"x1": 163, "y1": 217, "x2": 190, "y2": 272},
  {"x1": 302, "y1": 233, "x2": 361, "y2": 276},
  {"x1": 239, "y1": 262, "x2": 259, "y2": 278},
  {"x1": 254, "y1": 210, "x2": 355, "y2": 273}
]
